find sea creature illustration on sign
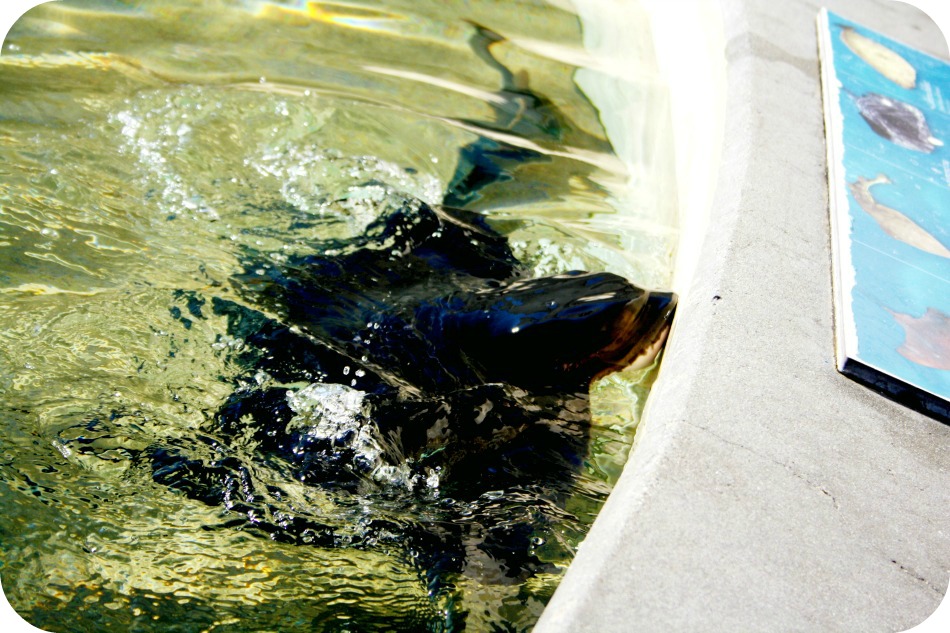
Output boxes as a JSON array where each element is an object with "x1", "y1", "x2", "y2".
[
  {"x1": 891, "y1": 307, "x2": 950, "y2": 370},
  {"x1": 854, "y1": 93, "x2": 944, "y2": 153},
  {"x1": 841, "y1": 26, "x2": 917, "y2": 89},
  {"x1": 849, "y1": 175, "x2": 950, "y2": 258}
]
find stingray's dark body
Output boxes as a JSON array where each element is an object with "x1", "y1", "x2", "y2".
[
  {"x1": 147, "y1": 22, "x2": 677, "y2": 593},
  {"x1": 207, "y1": 201, "x2": 619, "y2": 491},
  {"x1": 149, "y1": 197, "x2": 674, "y2": 585}
]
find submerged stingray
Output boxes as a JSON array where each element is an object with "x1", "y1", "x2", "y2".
[
  {"x1": 146, "y1": 21, "x2": 675, "y2": 592},
  {"x1": 148, "y1": 194, "x2": 676, "y2": 584},
  {"x1": 855, "y1": 93, "x2": 943, "y2": 153}
]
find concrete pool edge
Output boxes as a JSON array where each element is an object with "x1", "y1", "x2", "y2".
[{"x1": 536, "y1": 0, "x2": 950, "y2": 631}]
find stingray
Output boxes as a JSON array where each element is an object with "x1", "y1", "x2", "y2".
[
  {"x1": 148, "y1": 195, "x2": 676, "y2": 583},
  {"x1": 145, "y1": 22, "x2": 676, "y2": 591},
  {"x1": 854, "y1": 93, "x2": 943, "y2": 153}
]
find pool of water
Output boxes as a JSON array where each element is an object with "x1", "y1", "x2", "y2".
[{"x1": 0, "y1": 1, "x2": 676, "y2": 630}]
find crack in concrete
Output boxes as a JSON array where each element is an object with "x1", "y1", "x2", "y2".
[
  {"x1": 688, "y1": 421, "x2": 839, "y2": 509},
  {"x1": 890, "y1": 559, "x2": 945, "y2": 596}
]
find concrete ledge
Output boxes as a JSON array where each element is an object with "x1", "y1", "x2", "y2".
[{"x1": 536, "y1": 0, "x2": 950, "y2": 630}]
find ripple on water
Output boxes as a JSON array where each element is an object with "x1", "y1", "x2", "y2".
[{"x1": 0, "y1": 0, "x2": 675, "y2": 631}]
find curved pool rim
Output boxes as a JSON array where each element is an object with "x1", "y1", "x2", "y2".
[{"x1": 537, "y1": 0, "x2": 950, "y2": 631}]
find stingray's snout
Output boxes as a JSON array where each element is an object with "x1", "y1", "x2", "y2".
[
  {"x1": 439, "y1": 271, "x2": 677, "y2": 388},
  {"x1": 599, "y1": 289, "x2": 677, "y2": 373},
  {"x1": 639, "y1": 291, "x2": 677, "y2": 333}
]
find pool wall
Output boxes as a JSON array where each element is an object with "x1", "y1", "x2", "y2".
[{"x1": 537, "y1": 0, "x2": 950, "y2": 630}]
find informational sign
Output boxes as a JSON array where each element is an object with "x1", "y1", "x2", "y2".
[{"x1": 818, "y1": 8, "x2": 950, "y2": 423}]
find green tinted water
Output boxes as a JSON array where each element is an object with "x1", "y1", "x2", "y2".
[{"x1": 0, "y1": 1, "x2": 676, "y2": 630}]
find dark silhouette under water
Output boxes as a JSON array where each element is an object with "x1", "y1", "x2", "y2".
[
  {"x1": 148, "y1": 195, "x2": 675, "y2": 589},
  {"x1": 146, "y1": 19, "x2": 677, "y2": 615}
]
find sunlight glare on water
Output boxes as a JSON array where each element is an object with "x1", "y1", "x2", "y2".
[{"x1": 0, "y1": 1, "x2": 676, "y2": 630}]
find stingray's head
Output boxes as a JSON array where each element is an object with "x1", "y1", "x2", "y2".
[{"x1": 444, "y1": 271, "x2": 676, "y2": 389}]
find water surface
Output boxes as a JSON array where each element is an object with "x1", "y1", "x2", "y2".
[{"x1": 0, "y1": 1, "x2": 676, "y2": 630}]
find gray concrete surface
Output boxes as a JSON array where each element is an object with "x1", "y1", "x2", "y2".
[{"x1": 535, "y1": 0, "x2": 950, "y2": 630}]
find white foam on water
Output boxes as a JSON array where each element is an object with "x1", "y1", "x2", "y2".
[{"x1": 285, "y1": 383, "x2": 440, "y2": 493}]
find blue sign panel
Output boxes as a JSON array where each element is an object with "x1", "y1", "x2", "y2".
[{"x1": 818, "y1": 9, "x2": 949, "y2": 422}]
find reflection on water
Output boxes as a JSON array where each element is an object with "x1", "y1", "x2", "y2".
[{"x1": 0, "y1": 1, "x2": 675, "y2": 630}]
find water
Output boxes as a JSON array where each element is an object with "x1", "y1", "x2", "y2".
[{"x1": 0, "y1": 1, "x2": 676, "y2": 630}]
